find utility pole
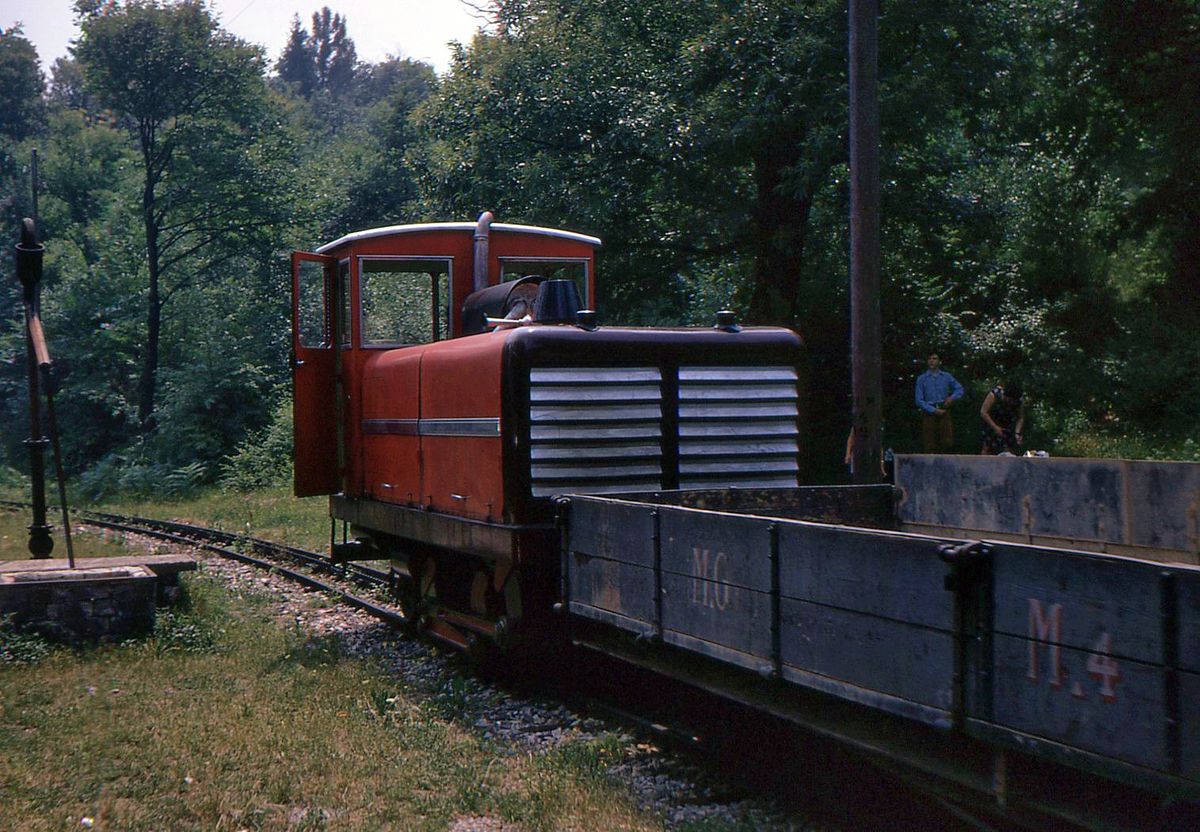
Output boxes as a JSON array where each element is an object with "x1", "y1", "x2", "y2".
[{"x1": 849, "y1": 0, "x2": 882, "y2": 482}]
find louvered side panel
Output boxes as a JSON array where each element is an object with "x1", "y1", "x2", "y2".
[
  {"x1": 677, "y1": 366, "x2": 799, "y2": 488},
  {"x1": 528, "y1": 367, "x2": 664, "y2": 497}
]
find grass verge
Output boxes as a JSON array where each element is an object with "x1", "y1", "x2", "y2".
[
  {"x1": 0, "y1": 511, "x2": 135, "y2": 562},
  {"x1": 97, "y1": 486, "x2": 333, "y2": 553},
  {"x1": 0, "y1": 571, "x2": 663, "y2": 831}
]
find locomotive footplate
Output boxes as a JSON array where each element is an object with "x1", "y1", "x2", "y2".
[{"x1": 330, "y1": 495, "x2": 556, "y2": 564}]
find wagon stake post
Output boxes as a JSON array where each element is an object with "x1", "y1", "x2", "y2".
[
  {"x1": 938, "y1": 540, "x2": 991, "y2": 729},
  {"x1": 15, "y1": 216, "x2": 76, "y2": 567}
]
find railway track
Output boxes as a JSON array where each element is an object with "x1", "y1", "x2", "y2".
[
  {"x1": 0, "y1": 500, "x2": 998, "y2": 829},
  {"x1": 0, "y1": 498, "x2": 402, "y2": 627}
]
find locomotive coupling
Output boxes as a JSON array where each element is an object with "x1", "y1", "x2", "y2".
[{"x1": 331, "y1": 538, "x2": 371, "y2": 563}]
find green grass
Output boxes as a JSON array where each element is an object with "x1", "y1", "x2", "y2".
[
  {"x1": 1, "y1": 484, "x2": 330, "y2": 559},
  {"x1": 1054, "y1": 427, "x2": 1200, "y2": 462},
  {"x1": 96, "y1": 486, "x2": 333, "y2": 552},
  {"x1": 0, "y1": 510, "x2": 136, "y2": 562},
  {"x1": 0, "y1": 573, "x2": 665, "y2": 831}
]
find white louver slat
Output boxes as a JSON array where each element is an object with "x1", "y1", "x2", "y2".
[
  {"x1": 677, "y1": 366, "x2": 799, "y2": 489},
  {"x1": 528, "y1": 367, "x2": 663, "y2": 497},
  {"x1": 527, "y1": 364, "x2": 799, "y2": 497}
]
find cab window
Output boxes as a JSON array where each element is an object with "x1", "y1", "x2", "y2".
[
  {"x1": 499, "y1": 258, "x2": 589, "y2": 306},
  {"x1": 296, "y1": 258, "x2": 328, "y2": 347},
  {"x1": 359, "y1": 257, "x2": 452, "y2": 346}
]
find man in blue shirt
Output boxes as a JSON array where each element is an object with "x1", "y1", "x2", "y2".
[{"x1": 915, "y1": 352, "x2": 964, "y2": 452}]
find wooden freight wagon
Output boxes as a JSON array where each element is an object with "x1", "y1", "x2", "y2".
[{"x1": 560, "y1": 455, "x2": 1200, "y2": 829}]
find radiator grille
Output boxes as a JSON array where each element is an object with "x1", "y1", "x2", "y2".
[
  {"x1": 677, "y1": 366, "x2": 799, "y2": 488},
  {"x1": 527, "y1": 365, "x2": 799, "y2": 497},
  {"x1": 528, "y1": 368, "x2": 663, "y2": 497}
]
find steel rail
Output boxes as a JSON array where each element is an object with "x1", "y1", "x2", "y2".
[
  {"x1": 86, "y1": 513, "x2": 407, "y2": 628},
  {"x1": 0, "y1": 500, "x2": 406, "y2": 629},
  {"x1": 83, "y1": 509, "x2": 391, "y2": 587}
]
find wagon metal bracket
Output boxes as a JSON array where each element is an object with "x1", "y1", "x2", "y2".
[{"x1": 938, "y1": 540, "x2": 991, "y2": 564}]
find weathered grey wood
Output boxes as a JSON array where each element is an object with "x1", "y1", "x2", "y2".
[
  {"x1": 663, "y1": 629, "x2": 774, "y2": 676},
  {"x1": 780, "y1": 598, "x2": 955, "y2": 720},
  {"x1": 1127, "y1": 462, "x2": 1200, "y2": 552},
  {"x1": 606, "y1": 485, "x2": 895, "y2": 528},
  {"x1": 778, "y1": 522, "x2": 955, "y2": 630},
  {"x1": 783, "y1": 664, "x2": 954, "y2": 728},
  {"x1": 990, "y1": 633, "x2": 1169, "y2": 771},
  {"x1": 661, "y1": 572, "x2": 773, "y2": 662},
  {"x1": 567, "y1": 497, "x2": 656, "y2": 567},
  {"x1": 561, "y1": 483, "x2": 1200, "y2": 788},
  {"x1": 990, "y1": 543, "x2": 1164, "y2": 662},
  {"x1": 896, "y1": 456, "x2": 1200, "y2": 560},
  {"x1": 566, "y1": 552, "x2": 656, "y2": 631},
  {"x1": 897, "y1": 456, "x2": 1123, "y2": 541},
  {"x1": 567, "y1": 601, "x2": 656, "y2": 637},
  {"x1": 659, "y1": 508, "x2": 772, "y2": 591}
]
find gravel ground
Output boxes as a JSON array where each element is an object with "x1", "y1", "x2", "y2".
[{"x1": 113, "y1": 528, "x2": 842, "y2": 831}]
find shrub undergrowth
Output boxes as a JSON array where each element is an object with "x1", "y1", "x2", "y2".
[{"x1": 219, "y1": 397, "x2": 294, "y2": 491}]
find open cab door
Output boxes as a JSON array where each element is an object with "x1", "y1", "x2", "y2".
[{"x1": 291, "y1": 251, "x2": 339, "y2": 496}]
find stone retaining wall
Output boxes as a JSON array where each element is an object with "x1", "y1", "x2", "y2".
[{"x1": 0, "y1": 567, "x2": 157, "y2": 643}]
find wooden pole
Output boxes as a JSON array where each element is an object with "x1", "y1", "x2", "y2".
[{"x1": 849, "y1": 0, "x2": 882, "y2": 482}]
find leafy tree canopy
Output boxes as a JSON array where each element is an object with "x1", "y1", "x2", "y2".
[
  {"x1": 74, "y1": 0, "x2": 295, "y2": 431},
  {"x1": 0, "y1": 25, "x2": 46, "y2": 141}
]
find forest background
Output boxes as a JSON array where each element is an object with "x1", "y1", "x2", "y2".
[{"x1": 0, "y1": 0, "x2": 1196, "y2": 494}]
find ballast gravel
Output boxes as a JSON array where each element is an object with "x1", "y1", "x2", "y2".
[{"x1": 116, "y1": 530, "x2": 839, "y2": 831}]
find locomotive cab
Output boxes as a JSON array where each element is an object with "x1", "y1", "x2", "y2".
[{"x1": 290, "y1": 214, "x2": 804, "y2": 652}]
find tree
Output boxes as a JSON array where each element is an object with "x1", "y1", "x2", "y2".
[
  {"x1": 275, "y1": 15, "x2": 317, "y2": 97},
  {"x1": 325, "y1": 11, "x2": 357, "y2": 95},
  {"x1": 272, "y1": 7, "x2": 358, "y2": 111},
  {"x1": 411, "y1": 0, "x2": 1070, "y2": 472},
  {"x1": 330, "y1": 57, "x2": 436, "y2": 231},
  {"x1": 0, "y1": 26, "x2": 46, "y2": 141},
  {"x1": 1077, "y1": 1, "x2": 1198, "y2": 309},
  {"x1": 75, "y1": 0, "x2": 293, "y2": 431},
  {"x1": 355, "y1": 55, "x2": 433, "y2": 108},
  {"x1": 309, "y1": 7, "x2": 357, "y2": 96},
  {"x1": 1040, "y1": 0, "x2": 1200, "y2": 429},
  {"x1": 48, "y1": 57, "x2": 90, "y2": 112}
]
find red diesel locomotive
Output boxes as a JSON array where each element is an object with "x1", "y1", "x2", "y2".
[{"x1": 291, "y1": 213, "x2": 804, "y2": 651}]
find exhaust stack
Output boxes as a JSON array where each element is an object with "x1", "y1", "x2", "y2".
[{"x1": 473, "y1": 211, "x2": 494, "y2": 293}]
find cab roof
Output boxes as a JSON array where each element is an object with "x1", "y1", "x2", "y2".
[{"x1": 315, "y1": 222, "x2": 602, "y2": 254}]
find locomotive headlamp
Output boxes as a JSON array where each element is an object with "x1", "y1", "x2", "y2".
[
  {"x1": 714, "y1": 310, "x2": 742, "y2": 333},
  {"x1": 532, "y1": 278, "x2": 581, "y2": 324}
]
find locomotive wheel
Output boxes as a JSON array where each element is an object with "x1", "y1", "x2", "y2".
[
  {"x1": 390, "y1": 569, "x2": 422, "y2": 633},
  {"x1": 415, "y1": 557, "x2": 438, "y2": 630},
  {"x1": 390, "y1": 556, "x2": 438, "y2": 633}
]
